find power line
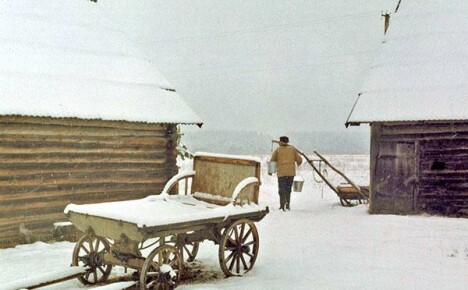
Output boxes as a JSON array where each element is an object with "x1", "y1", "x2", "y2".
[
  {"x1": 136, "y1": 11, "x2": 378, "y2": 46},
  {"x1": 164, "y1": 49, "x2": 379, "y2": 76}
]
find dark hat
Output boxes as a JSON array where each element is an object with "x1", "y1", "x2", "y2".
[{"x1": 279, "y1": 136, "x2": 289, "y2": 143}]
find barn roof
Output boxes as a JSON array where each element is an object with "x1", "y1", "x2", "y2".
[
  {"x1": 346, "y1": 0, "x2": 468, "y2": 126},
  {"x1": 0, "y1": 1, "x2": 202, "y2": 126}
]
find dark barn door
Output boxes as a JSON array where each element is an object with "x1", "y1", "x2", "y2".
[
  {"x1": 372, "y1": 141, "x2": 417, "y2": 214},
  {"x1": 419, "y1": 139, "x2": 468, "y2": 215}
]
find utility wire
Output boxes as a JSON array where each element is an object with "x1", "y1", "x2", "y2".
[
  {"x1": 136, "y1": 11, "x2": 378, "y2": 45},
  {"x1": 164, "y1": 49, "x2": 379, "y2": 76},
  {"x1": 166, "y1": 59, "x2": 370, "y2": 80}
]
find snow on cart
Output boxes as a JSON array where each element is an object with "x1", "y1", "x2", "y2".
[{"x1": 64, "y1": 153, "x2": 269, "y2": 289}]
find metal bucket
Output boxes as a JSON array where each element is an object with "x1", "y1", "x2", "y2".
[
  {"x1": 293, "y1": 177, "x2": 304, "y2": 192},
  {"x1": 267, "y1": 161, "x2": 277, "y2": 174}
]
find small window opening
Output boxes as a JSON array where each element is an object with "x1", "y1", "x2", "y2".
[{"x1": 431, "y1": 160, "x2": 446, "y2": 171}]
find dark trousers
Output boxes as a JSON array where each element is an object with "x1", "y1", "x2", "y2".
[{"x1": 278, "y1": 176, "x2": 294, "y2": 209}]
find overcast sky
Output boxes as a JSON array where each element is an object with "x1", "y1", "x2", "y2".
[{"x1": 101, "y1": 0, "x2": 398, "y2": 136}]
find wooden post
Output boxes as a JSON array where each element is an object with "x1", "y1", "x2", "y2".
[{"x1": 382, "y1": 12, "x2": 391, "y2": 35}]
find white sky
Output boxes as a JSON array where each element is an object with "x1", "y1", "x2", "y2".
[{"x1": 101, "y1": 0, "x2": 398, "y2": 135}]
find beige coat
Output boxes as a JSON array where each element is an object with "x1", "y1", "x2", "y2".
[{"x1": 270, "y1": 144, "x2": 302, "y2": 177}]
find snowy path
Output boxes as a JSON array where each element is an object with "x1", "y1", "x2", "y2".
[{"x1": 0, "y1": 159, "x2": 467, "y2": 290}]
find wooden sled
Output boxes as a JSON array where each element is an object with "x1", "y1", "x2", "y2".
[
  {"x1": 336, "y1": 184, "x2": 369, "y2": 207},
  {"x1": 305, "y1": 151, "x2": 369, "y2": 207}
]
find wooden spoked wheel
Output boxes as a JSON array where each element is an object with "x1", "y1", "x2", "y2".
[
  {"x1": 166, "y1": 236, "x2": 200, "y2": 262},
  {"x1": 140, "y1": 245, "x2": 182, "y2": 290},
  {"x1": 218, "y1": 219, "x2": 259, "y2": 276},
  {"x1": 72, "y1": 234, "x2": 112, "y2": 285}
]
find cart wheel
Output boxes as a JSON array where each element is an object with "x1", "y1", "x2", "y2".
[
  {"x1": 72, "y1": 234, "x2": 112, "y2": 285},
  {"x1": 218, "y1": 219, "x2": 259, "y2": 276},
  {"x1": 167, "y1": 236, "x2": 200, "y2": 262},
  {"x1": 140, "y1": 244, "x2": 182, "y2": 290}
]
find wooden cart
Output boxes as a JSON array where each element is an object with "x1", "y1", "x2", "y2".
[{"x1": 65, "y1": 153, "x2": 269, "y2": 289}]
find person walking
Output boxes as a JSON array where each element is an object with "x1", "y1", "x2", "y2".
[{"x1": 269, "y1": 136, "x2": 302, "y2": 211}]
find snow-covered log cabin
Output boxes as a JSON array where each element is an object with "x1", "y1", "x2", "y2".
[
  {"x1": 0, "y1": 1, "x2": 202, "y2": 247},
  {"x1": 346, "y1": 1, "x2": 468, "y2": 217}
]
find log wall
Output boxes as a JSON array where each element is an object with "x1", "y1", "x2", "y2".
[
  {"x1": 369, "y1": 121, "x2": 468, "y2": 216},
  {"x1": 0, "y1": 116, "x2": 178, "y2": 248}
]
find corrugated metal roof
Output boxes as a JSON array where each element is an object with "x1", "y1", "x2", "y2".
[
  {"x1": 0, "y1": 1, "x2": 202, "y2": 126},
  {"x1": 346, "y1": 0, "x2": 468, "y2": 125}
]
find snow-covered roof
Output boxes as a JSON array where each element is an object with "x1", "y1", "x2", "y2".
[
  {"x1": 346, "y1": 0, "x2": 468, "y2": 125},
  {"x1": 0, "y1": 1, "x2": 202, "y2": 126}
]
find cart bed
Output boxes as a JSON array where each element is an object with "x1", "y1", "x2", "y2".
[{"x1": 66, "y1": 193, "x2": 268, "y2": 241}]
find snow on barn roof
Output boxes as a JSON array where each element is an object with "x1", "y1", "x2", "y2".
[
  {"x1": 0, "y1": 1, "x2": 202, "y2": 126},
  {"x1": 346, "y1": 0, "x2": 468, "y2": 126}
]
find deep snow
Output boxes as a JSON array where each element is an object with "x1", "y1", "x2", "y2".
[{"x1": 0, "y1": 155, "x2": 466, "y2": 290}]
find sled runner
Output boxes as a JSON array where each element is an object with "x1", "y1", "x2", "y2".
[
  {"x1": 64, "y1": 153, "x2": 268, "y2": 289},
  {"x1": 303, "y1": 150, "x2": 369, "y2": 207}
]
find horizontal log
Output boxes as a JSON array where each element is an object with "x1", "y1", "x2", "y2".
[
  {"x1": 419, "y1": 178, "x2": 468, "y2": 185},
  {"x1": 0, "y1": 132, "x2": 167, "y2": 140},
  {"x1": 421, "y1": 144, "x2": 467, "y2": 152},
  {"x1": 0, "y1": 161, "x2": 165, "y2": 171},
  {"x1": 0, "y1": 116, "x2": 172, "y2": 131},
  {"x1": 0, "y1": 139, "x2": 168, "y2": 151},
  {"x1": 0, "y1": 169, "x2": 168, "y2": 187},
  {"x1": 421, "y1": 147, "x2": 468, "y2": 158},
  {"x1": 421, "y1": 169, "x2": 468, "y2": 175},
  {"x1": 0, "y1": 166, "x2": 167, "y2": 179},
  {"x1": 420, "y1": 154, "x2": 468, "y2": 162},
  {"x1": 2, "y1": 187, "x2": 158, "y2": 207},
  {"x1": 0, "y1": 155, "x2": 168, "y2": 165},
  {"x1": 419, "y1": 202, "x2": 468, "y2": 208},
  {"x1": 0, "y1": 151, "x2": 167, "y2": 161},
  {"x1": 419, "y1": 189, "x2": 467, "y2": 196},
  {"x1": 418, "y1": 198, "x2": 468, "y2": 204},
  {"x1": 0, "y1": 211, "x2": 68, "y2": 228},
  {"x1": 0, "y1": 126, "x2": 166, "y2": 138},
  {"x1": 1, "y1": 190, "x2": 157, "y2": 219},
  {"x1": 0, "y1": 132, "x2": 168, "y2": 142},
  {"x1": 0, "y1": 179, "x2": 167, "y2": 195},
  {"x1": 0, "y1": 193, "x2": 156, "y2": 229},
  {"x1": 420, "y1": 162, "x2": 468, "y2": 172},
  {"x1": 378, "y1": 133, "x2": 468, "y2": 142},
  {"x1": 382, "y1": 123, "x2": 468, "y2": 136}
]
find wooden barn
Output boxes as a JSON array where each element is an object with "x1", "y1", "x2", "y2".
[
  {"x1": 346, "y1": 1, "x2": 468, "y2": 216},
  {"x1": 0, "y1": 1, "x2": 202, "y2": 247}
]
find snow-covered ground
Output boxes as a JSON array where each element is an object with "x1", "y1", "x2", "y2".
[{"x1": 0, "y1": 155, "x2": 466, "y2": 290}]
